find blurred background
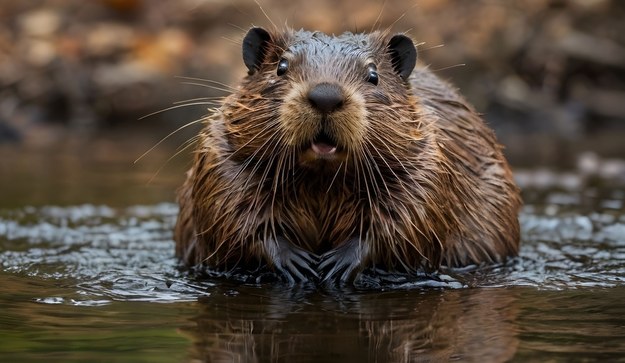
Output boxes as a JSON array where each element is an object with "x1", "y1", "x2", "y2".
[{"x1": 1, "y1": 0, "x2": 624, "y2": 206}]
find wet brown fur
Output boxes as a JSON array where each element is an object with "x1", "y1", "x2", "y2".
[{"x1": 174, "y1": 28, "x2": 521, "y2": 277}]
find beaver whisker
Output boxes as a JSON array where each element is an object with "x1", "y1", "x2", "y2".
[
  {"x1": 365, "y1": 138, "x2": 411, "y2": 198},
  {"x1": 207, "y1": 123, "x2": 282, "y2": 237},
  {"x1": 172, "y1": 96, "x2": 227, "y2": 105},
  {"x1": 365, "y1": 147, "x2": 391, "y2": 200},
  {"x1": 223, "y1": 119, "x2": 280, "y2": 164},
  {"x1": 274, "y1": 146, "x2": 289, "y2": 208},
  {"x1": 247, "y1": 135, "x2": 291, "y2": 237},
  {"x1": 325, "y1": 161, "x2": 345, "y2": 195},
  {"x1": 351, "y1": 150, "x2": 364, "y2": 202},
  {"x1": 241, "y1": 137, "x2": 279, "y2": 201},
  {"x1": 267, "y1": 146, "x2": 285, "y2": 241},
  {"x1": 135, "y1": 116, "x2": 206, "y2": 164},
  {"x1": 179, "y1": 81, "x2": 236, "y2": 94},
  {"x1": 147, "y1": 133, "x2": 202, "y2": 184},
  {"x1": 175, "y1": 76, "x2": 238, "y2": 92},
  {"x1": 357, "y1": 150, "x2": 380, "y2": 210},
  {"x1": 365, "y1": 149, "x2": 392, "y2": 198},
  {"x1": 364, "y1": 131, "x2": 417, "y2": 196},
  {"x1": 139, "y1": 101, "x2": 220, "y2": 122},
  {"x1": 431, "y1": 63, "x2": 467, "y2": 73},
  {"x1": 359, "y1": 152, "x2": 376, "y2": 195},
  {"x1": 286, "y1": 141, "x2": 297, "y2": 198},
  {"x1": 269, "y1": 135, "x2": 291, "y2": 204}
]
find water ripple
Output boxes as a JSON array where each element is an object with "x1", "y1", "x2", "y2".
[{"x1": 1, "y1": 202, "x2": 624, "y2": 304}]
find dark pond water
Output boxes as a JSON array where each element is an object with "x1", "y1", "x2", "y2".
[{"x1": 1, "y1": 144, "x2": 625, "y2": 362}]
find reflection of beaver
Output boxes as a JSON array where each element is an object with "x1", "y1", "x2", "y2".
[
  {"x1": 186, "y1": 288, "x2": 519, "y2": 362},
  {"x1": 174, "y1": 26, "x2": 521, "y2": 284}
]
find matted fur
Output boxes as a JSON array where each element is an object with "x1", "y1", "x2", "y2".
[{"x1": 174, "y1": 28, "x2": 521, "y2": 280}]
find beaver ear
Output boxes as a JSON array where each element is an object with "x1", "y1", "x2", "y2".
[
  {"x1": 242, "y1": 27, "x2": 272, "y2": 74},
  {"x1": 387, "y1": 34, "x2": 417, "y2": 80}
]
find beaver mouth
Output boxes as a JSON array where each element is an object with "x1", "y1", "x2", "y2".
[{"x1": 310, "y1": 130, "x2": 339, "y2": 155}]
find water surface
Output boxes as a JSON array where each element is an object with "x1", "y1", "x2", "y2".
[{"x1": 1, "y1": 145, "x2": 624, "y2": 362}]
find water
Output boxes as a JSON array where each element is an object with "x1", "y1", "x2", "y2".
[{"x1": 1, "y1": 145, "x2": 625, "y2": 362}]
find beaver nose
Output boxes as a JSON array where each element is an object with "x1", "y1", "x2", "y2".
[{"x1": 307, "y1": 83, "x2": 344, "y2": 113}]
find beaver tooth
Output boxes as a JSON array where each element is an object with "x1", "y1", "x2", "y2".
[
  {"x1": 311, "y1": 142, "x2": 337, "y2": 155},
  {"x1": 311, "y1": 130, "x2": 338, "y2": 154}
]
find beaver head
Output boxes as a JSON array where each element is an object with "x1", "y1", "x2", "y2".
[{"x1": 220, "y1": 27, "x2": 421, "y2": 174}]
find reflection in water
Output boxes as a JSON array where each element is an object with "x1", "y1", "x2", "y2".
[
  {"x1": 185, "y1": 287, "x2": 518, "y2": 362},
  {"x1": 1, "y1": 164, "x2": 625, "y2": 361},
  {"x1": 514, "y1": 289, "x2": 625, "y2": 361}
]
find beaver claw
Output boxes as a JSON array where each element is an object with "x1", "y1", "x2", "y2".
[
  {"x1": 266, "y1": 237, "x2": 320, "y2": 284},
  {"x1": 319, "y1": 238, "x2": 369, "y2": 284}
]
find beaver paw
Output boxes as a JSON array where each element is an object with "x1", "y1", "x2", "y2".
[
  {"x1": 266, "y1": 237, "x2": 320, "y2": 284},
  {"x1": 319, "y1": 238, "x2": 369, "y2": 284}
]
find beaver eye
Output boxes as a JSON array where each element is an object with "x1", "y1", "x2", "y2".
[
  {"x1": 367, "y1": 63, "x2": 379, "y2": 85},
  {"x1": 277, "y1": 58, "x2": 289, "y2": 76}
]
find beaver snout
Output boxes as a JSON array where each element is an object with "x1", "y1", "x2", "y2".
[{"x1": 307, "y1": 83, "x2": 344, "y2": 113}]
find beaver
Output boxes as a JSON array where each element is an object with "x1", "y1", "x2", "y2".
[{"x1": 174, "y1": 26, "x2": 521, "y2": 284}]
